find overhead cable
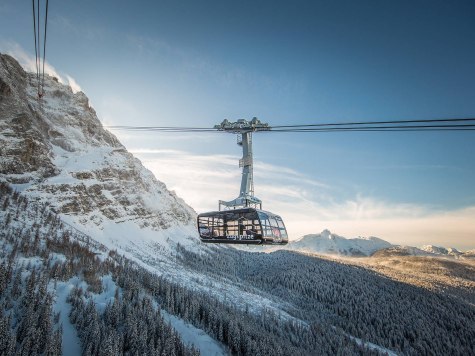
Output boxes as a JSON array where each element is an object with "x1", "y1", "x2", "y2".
[
  {"x1": 31, "y1": 0, "x2": 49, "y2": 98},
  {"x1": 105, "y1": 117, "x2": 475, "y2": 133}
]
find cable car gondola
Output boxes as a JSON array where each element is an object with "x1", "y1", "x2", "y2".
[
  {"x1": 197, "y1": 118, "x2": 288, "y2": 245},
  {"x1": 198, "y1": 208, "x2": 288, "y2": 245}
]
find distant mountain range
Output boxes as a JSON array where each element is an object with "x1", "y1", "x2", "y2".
[
  {"x1": 286, "y1": 229, "x2": 474, "y2": 258},
  {"x1": 287, "y1": 229, "x2": 392, "y2": 256},
  {"x1": 372, "y1": 245, "x2": 475, "y2": 259}
]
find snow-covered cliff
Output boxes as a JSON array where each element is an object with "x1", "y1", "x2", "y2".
[{"x1": 0, "y1": 53, "x2": 198, "y2": 262}]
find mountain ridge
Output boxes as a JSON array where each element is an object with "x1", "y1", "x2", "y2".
[
  {"x1": 285, "y1": 229, "x2": 474, "y2": 258},
  {"x1": 286, "y1": 229, "x2": 392, "y2": 256}
]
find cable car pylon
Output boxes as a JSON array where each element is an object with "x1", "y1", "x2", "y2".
[
  {"x1": 197, "y1": 118, "x2": 288, "y2": 245},
  {"x1": 215, "y1": 117, "x2": 269, "y2": 210}
]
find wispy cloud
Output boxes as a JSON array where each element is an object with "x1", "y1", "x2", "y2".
[
  {"x1": 366, "y1": 164, "x2": 453, "y2": 171},
  {"x1": 65, "y1": 75, "x2": 82, "y2": 94},
  {"x1": 0, "y1": 41, "x2": 82, "y2": 93},
  {"x1": 124, "y1": 33, "x2": 305, "y2": 96},
  {"x1": 98, "y1": 96, "x2": 141, "y2": 127},
  {"x1": 52, "y1": 15, "x2": 106, "y2": 41},
  {"x1": 322, "y1": 206, "x2": 475, "y2": 251},
  {"x1": 254, "y1": 161, "x2": 329, "y2": 188},
  {"x1": 1, "y1": 41, "x2": 62, "y2": 79},
  {"x1": 126, "y1": 34, "x2": 177, "y2": 58}
]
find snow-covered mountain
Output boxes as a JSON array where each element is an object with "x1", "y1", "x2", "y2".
[
  {"x1": 420, "y1": 245, "x2": 463, "y2": 257},
  {"x1": 465, "y1": 249, "x2": 475, "y2": 258},
  {"x1": 0, "y1": 53, "x2": 199, "y2": 264},
  {"x1": 373, "y1": 245, "x2": 474, "y2": 259},
  {"x1": 287, "y1": 229, "x2": 393, "y2": 256},
  {"x1": 371, "y1": 245, "x2": 432, "y2": 257},
  {"x1": 286, "y1": 229, "x2": 474, "y2": 259}
]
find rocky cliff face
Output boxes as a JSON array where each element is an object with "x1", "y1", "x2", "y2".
[{"x1": 0, "y1": 53, "x2": 197, "y2": 254}]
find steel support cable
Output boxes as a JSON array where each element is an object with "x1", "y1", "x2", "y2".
[
  {"x1": 32, "y1": 0, "x2": 49, "y2": 98},
  {"x1": 41, "y1": 0, "x2": 49, "y2": 95},
  {"x1": 107, "y1": 126, "x2": 213, "y2": 130},
  {"x1": 106, "y1": 126, "x2": 218, "y2": 132},
  {"x1": 32, "y1": 0, "x2": 40, "y2": 93},
  {"x1": 264, "y1": 128, "x2": 475, "y2": 133},
  {"x1": 106, "y1": 127, "x2": 475, "y2": 133},
  {"x1": 270, "y1": 117, "x2": 475, "y2": 129},
  {"x1": 106, "y1": 122, "x2": 475, "y2": 133},
  {"x1": 37, "y1": 0, "x2": 41, "y2": 94},
  {"x1": 37, "y1": 1, "x2": 40, "y2": 58},
  {"x1": 130, "y1": 129, "x2": 218, "y2": 132},
  {"x1": 108, "y1": 129, "x2": 218, "y2": 132},
  {"x1": 106, "y1": 117, "x2": 475, "y2": 132},
  {"x1": 268, "y1": 123, "x2": 475, "y2": 132}
]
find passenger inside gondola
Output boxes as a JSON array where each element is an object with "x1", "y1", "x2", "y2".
[
  {"x1": 238, "y1": 219, "x2": 245, "y2": 235},
  {"x1": 246, "y1": 225, "x2": 258, "y2": 237}
]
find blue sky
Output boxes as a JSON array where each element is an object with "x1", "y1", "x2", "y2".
[{"x1": 1, "y1": 0, "x2": 474, "y2": 249}]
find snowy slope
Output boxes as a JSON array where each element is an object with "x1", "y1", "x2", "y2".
[
  {"x1": 287, "y1": 229, "x2": 392, "y2": 256},
  {"x1": 0, "y1": 185, "x2": 228, "y2": 355}
]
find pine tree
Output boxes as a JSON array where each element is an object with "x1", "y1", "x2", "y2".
[
  {"x1": 2, "y1": 196, "x2": 9, "y2": 211},
  {"x1": 0, "y1": 262, "x2": 7, "y2": 292},
  {"x1": 46, "y1": 326, "x2": 62, "y2": 356}
]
